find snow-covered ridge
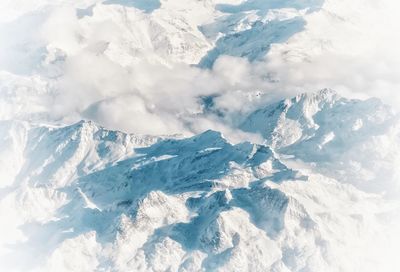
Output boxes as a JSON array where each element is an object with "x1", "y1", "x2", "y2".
[
  {"x1": 241, "y1": 89, "x2": 400, "y2": 195},
  {"x1": 0, "y1": 0, "x2": 321, "y2": 69},
  {"x1": 1, "y1": 91, "x2": 399, "y2": 271}
]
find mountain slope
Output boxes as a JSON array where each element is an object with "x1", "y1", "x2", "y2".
[
  {"x1": 1, "y1": 92, "x2": 399, "y2": 272},
  {"x1": 241, "y1": 89, "x2": 400, "y2": 196}
]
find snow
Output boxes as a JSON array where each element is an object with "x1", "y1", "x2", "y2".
[
  {"x1": 0, "y1": 98, "x2": 399, "y2": 271},
  {"x1": 241, "y1": 89, "x2": 400, "y2": 196},
  {"x1": 0, "y1": 0, "x2": 399, "y2": 271}
]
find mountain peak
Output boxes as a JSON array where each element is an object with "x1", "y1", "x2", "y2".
[
  {"x1": 240, "y1": 90, "x2": 399, "y2": 195},
  {"x1": 292, "y1": 88, "x2": 339, "y2": 103},
  {"x1": 239, "y1": 90, "x2": 344, "y2": 145},
  {"x1": 240, "y1": 89, "x2": 384, "y2": 145}
]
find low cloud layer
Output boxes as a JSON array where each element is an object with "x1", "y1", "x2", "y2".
[{"x1": 0, "y1": 0, "x2": 399, "y2": 140}]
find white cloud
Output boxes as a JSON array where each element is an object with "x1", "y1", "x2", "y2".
[{"x1": 0, "y1": 0, "x2": 399, "y2": 141}]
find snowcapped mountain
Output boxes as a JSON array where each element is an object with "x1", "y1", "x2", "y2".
[
  {"x1": 1, "y1": 0, "x2": 400, "y2": 271},
  {"x1": 241, "y1": 89, "x2": 400, "y2": 196},
  {"x1": 1, "y1": 92, "x2": 399, "y2": 272}
]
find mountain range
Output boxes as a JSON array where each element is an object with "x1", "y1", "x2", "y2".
[
  {"x1": 0, "y1": 0, "x2": 399, "y2": 271},
  {"x1": 1, "y1": 90, "x2": 399, "y2": 271}
]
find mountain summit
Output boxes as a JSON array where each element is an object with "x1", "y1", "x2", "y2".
[{"x1": 241, "y1": 90, "x2": 400, "y2": 195}]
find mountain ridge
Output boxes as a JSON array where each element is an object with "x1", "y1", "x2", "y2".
[{"x1": 1, "y1": 91, "x2": 399, "y2": 271}]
